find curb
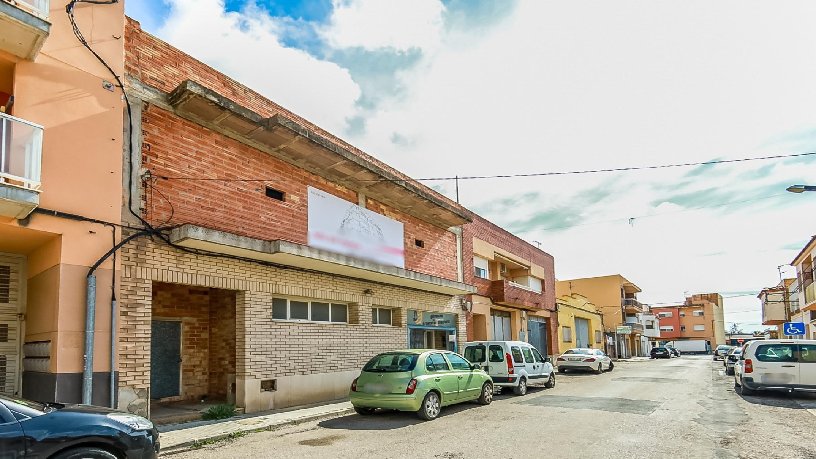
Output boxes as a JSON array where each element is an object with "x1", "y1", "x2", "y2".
[{"x1": 160, "y1": 407, "x2": 355, "y2": 455}]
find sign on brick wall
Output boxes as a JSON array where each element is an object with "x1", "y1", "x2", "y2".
[{"x1": 307, "y1": 186, "x2": 405, "y2": 267}]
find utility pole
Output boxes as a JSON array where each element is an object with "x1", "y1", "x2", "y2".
[{"x1": 455, "y1": 175, "x2": 459, "y2": 203}]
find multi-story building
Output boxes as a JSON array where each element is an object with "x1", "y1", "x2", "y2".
[
  {"x1": 464, "y1": 214, "x2": 557, "y2": 356},
  {"x1": 555, "y1": 294, "x2": 603, "y2": 353},
  {"x1": 0, "y1": 1, "x2": 125, "y2": 405},
  {"x1": 555, "y1": 275, "x2": 645, "y2": 358},
  {"x1": 652, "y1": 293, "x2": 726, "y2": 349},
  {"x1": 640, "y1": 310, "x2": 660, "y2": 353},
  {"x1": 791, "y1": 236, "x2": 816, "y2": 339},
  {"x1": 759, "y1": 278, "x2": 796, "y2": 337}
]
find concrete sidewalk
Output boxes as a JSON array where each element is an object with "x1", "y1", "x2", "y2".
[{"x1": 158, "y1": 400, "x2": 353, "y2": 454}]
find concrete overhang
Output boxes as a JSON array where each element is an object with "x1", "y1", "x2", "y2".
[
  {"x1": 0, "y1": 184, "x2": 38, "y2": 219},
  {"x1": 167, "y1": 80, "x2": 471, "y2": 229},
  {"x1": 0, "y1": 1, "x2": 50, "y2": 60},
  {"x1": 169, "y1": 224, "x2": 476, "y2": 296}
]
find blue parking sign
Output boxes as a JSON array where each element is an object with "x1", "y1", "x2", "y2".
[{"x1": 783, "y1": 322, "x2": 806, "y2": 336}]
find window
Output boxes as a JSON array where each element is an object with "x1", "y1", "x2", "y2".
[
  {"x1": 415, "y1": 239, "x2": 425, "y2": 248},
  {"x1": 645, "y1": 321, "x2": 654, "y2": 330},
  {"x1": 510, "y1": 346, "x2": 524, "y2": 363},
  {"x1": 800, "y1": 344, "x2": 816, "y2": 363},
  {"x1": 473, "y1": 256, "x2": 490, "y2": 279},
  {"x1": 693, "y1": 324, "x2": 705, "y2": 331},
  {"x1": 372, "y1": 307, "x2": 393, "y2": 326},
  {"x1": 531, "y1": 348, "x2": 545, "y2": 363},
  {"x1": 529, "y1": 277, "x2": 543, "y2": 293},
  {"x1": 755, "y1": 344, "x2": 797, "y2": 362},
  {"x1": 562, "y1": 326, "x2": 573, "y2": 342},
  {"x1": 271, "y1": 297, "x2": 348, "y2": 323},
  {"x1": 680, "y1": 326, "x2": 686, "y2": 332},
  {"x1": 364, "y1": 353, "x2": 418, "y2": 372},
  {"x1": 426, "y1": 353, "x2": 449, "y2": 372},
  {"x1": 464, "y1": 345, "x2": 486, "y2": 363},
  {"x1": 595, "y1": 330, "x2": 602, "y2": 344},
  {"x1": 0, "y1": 265, "x2": 9, "y2": 304},
  {"x1": 265, "y1": 186, "x2": 285, "y2": 201},
  {"x1": 521, "y1": 347, "x2": 534, "y2": 363},
  {"x1": 693, "y1": 310, "x2": 704, "y2": 317},
  {"x1": 658, "y1": 312, "x2": 673, "y2": 318},
  {"x1": 446, "y1": 353, "x2": 471, "y2": 370},
  {"x1": 488, "y1": 345, "x2": 504, "y2": 362},
  {"x1": 679, "y1": 312, "x2": 686, "y2": 317},
  {"x1": 660, "y1": 326, "x2": 674, "y2": 331}
]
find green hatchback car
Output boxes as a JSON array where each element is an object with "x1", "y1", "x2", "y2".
[{"x1": 349, "y1": 349, "x2": 493, "y2": 420}]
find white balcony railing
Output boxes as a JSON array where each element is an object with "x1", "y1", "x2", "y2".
[
  {"x1": 0, "y1": 112, "x2": 43, "y2": 191},
  {"x1": 12, "y1": 0, "x2": 50, "y2": 19}
]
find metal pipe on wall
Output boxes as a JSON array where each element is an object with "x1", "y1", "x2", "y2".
[{"x1": 82, "y1": 275, "x2": 96, "y2": 405}]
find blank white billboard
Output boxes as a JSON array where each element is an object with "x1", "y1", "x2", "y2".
[{"x1": 307, "y1": 186, "x2": 405, "y2": 268}]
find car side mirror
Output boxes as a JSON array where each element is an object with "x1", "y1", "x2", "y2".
[
  {"x1": 471, "y1": 363, "x2": 480, "y2": 370},
  {"x1": 544, "y1": 357, "x2": 552, "y2": 363}
]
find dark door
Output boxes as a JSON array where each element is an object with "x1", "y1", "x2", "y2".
[
  {"x1": 528, "y1": 318, "x2": 548, "y2": 358},
  {"x1": 0, "y1": 402, "x2": 24, "y2": 459},
  {"x1": 151, "y1": 320, "x2": 181, "y2": 399}
]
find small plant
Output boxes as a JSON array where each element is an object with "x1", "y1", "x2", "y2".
[{"x1": 202, "y1": 404, "x2": 236, "y2": 420}]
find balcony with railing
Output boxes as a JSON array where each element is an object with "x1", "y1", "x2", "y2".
[
  {"x1": 0, "y1": 0, "x2": 50, "y2": 60},
  {"x1": 489, "y1": 278, "x2": 545, "y2": 309},
  {"x1": 623, "y1": 297, "x2": 644, "y2": 313},
  {"x1": 624, "y1": 317, "x2": 645, "y2": 333},
  {"x1": 0, "y1": 112, "x2": 42, "y2": 218}
]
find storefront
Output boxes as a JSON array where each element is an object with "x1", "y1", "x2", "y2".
[{"x1": 408, "y1": 310, "x2": 458, "y2": 351}]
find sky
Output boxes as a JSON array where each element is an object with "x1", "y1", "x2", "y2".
[{"x1": 126, "y1": 0, "x2": 816, "y2": 332}]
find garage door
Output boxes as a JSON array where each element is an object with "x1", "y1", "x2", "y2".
[{"x1": 0, "y1": 254, "x2": 22, "y2": 396}]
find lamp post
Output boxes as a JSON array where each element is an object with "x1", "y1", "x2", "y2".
[{"x1": 786, "y1": 184, "x2": 816, "y2": 193}]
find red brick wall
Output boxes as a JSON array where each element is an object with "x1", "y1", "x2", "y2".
[
  {"x1": 462, "y1": 213, "x2": 556, "y2": 312},
  {"x1": 209, "y1": 289, "x2": 236, "y2": 398}
]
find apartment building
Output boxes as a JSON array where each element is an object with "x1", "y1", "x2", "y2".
[
  {"x1": 653, "y1": 293, "x2": 726, "y2": 348},
  {"x1": 555, "y1": 294, "x2": 603, "y2": 353},
  {"x1": 759, "y1": 278, "x2": 797, "y2": 337},
  {"x1": 555, "y1": 275, "x2": 646, "y2": 358},
  {"x1": 791, "y1": 236, "x2": 816, "y2": 339},
  {"x1": 464, "y1": 215, "x2": 557, "y2": 356},
  {"x1": 0, "y1": 1, "x2": 125, "y2": 405}
]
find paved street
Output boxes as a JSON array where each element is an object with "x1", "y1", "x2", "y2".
[{"x1": 173, "y1": 356, "x2": 816, "y2": 459}]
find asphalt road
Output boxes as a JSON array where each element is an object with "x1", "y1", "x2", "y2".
[{"x1": 173, "y1": 356, "x2": 816, "y2": 459}]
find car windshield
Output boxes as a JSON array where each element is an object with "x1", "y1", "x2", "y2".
[
  {"x1": 653, "y1": 347, "x2": 667, "y2": 351},
  {"x1": 717, "y1": 345, "x2": 732, "y2": 351},
  {"x1": 0, "y1": 395, "x2": 48, "y2": 416},
  {"x1": 564, "y1": 349, "x2": 592, "y2": 355},
  {"x1": 363, "y1": 353, "x2": 418, "y2": 372}
]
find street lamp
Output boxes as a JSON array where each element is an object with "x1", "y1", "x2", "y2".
[{"x1": 786, "y1": 184, "x2": 816, "y2": 193}]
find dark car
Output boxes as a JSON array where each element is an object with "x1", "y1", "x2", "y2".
[
  {"x1": 0, "y1": 394, "x2": 159, "y2": 458},
  {"x1": 650, "y1": 347, "x2": 671, "y2": 359},
  {"x1": 667, "y1": 347, "x2": 681, "y2": 357}
]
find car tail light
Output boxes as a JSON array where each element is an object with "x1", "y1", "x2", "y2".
[
  {"x1": 506, "y1": 353, "x2": 514, "y2": 375},
  {"x1": 583, "y1": 357, "x2": 596, "y2": 362},
  {"x1": 406, "y1": 378, "x2": 418, "y2": 395},
  {"x1": 744, "y1": 359, "x2": 753, "y2": 373},
  {"x1": 351, "y1": 378, "x2": 358, "y2": 392},
  {"x1": 556, "y1": 357, "x2": 565, "y2": 361}
]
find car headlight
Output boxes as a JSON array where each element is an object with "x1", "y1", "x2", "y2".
[{"x1": 107, "y1": 413, "x2": 154, "y2": 431}]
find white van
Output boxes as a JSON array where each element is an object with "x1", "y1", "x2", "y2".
[
  {"x1": 734, "y1": 339, "x2": 816, "y2": 395},
  {"x1": 463, "y1": 341, "x2": 555, "y2": 395}
]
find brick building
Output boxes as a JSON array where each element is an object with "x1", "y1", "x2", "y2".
[
  {"x1": 116, "y1": 19, "x2": 480, "y2": 417},
  {"x1": 652, "y1": 293, "x2": 726, "y2": 349},
  {"x1": 463, "y1": 214, "x2": 557, "y2": 356}
]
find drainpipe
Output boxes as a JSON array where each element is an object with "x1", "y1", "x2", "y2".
[{"x1": 82, "y1": 275, "x2": 96, "y2": 405}]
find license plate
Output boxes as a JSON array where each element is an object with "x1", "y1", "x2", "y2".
[
  {"x1": 363, "y1": 383, "x2": 389, "y2": 394},
  {"x1": 568, "y1": 357, "x2": 581, "y2": 361}
]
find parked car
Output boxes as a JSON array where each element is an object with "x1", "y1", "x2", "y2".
[
  {"x1": 463, "y1": 341, "x2": 555, "y2": 395},
  {"x1": 734, "y1": 339, "x2": 816, "y2": 395},
  {"x1": 556, "y1": 348, "x2": 613, "y2": 373},
  {"x1": 713, "y1": 344, "x2": 735, "y2": 361},
  {"x1": 666, "y1": 346, "x2": 681, "y2": 357},
  {"x1": 650, "y1": 347, "x2": 672, "y2": 359},
  {"x1": 724, "y1": 347, "x2": 742, "y2": 375},
  {"x1": 0, "y1": 394, "x2": 159, "y2": 459},
  {"x1": 349, "y1": 350, "x2": 493, "y2": 420}
]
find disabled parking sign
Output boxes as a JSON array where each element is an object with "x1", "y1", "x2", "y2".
[{"x1": 783, "y1": 322, "x2": 806, "y2": 336}]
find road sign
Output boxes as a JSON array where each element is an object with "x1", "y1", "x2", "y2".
[
  {"x1": 616, "y1": 326, "x2": 632, "y2": 335},
  {"x1": 783, "y1": 322, "x2": 806, "y2": 336}
]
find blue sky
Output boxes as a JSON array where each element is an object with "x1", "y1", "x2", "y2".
[{"x1": 126, "y1": 0, "x2": 816, "y2": 332}]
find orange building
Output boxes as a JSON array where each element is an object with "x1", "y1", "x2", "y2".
[
  {"x1": 0, "y1": 1, "x2": 125, "y2": 405},
  {"x1": 653, "y1": 293, "x2": 726, "y2": 348}
]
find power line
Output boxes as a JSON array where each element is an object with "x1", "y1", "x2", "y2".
[{"x1": 155, "y1": 151, "x2": 816, "y2": 183}]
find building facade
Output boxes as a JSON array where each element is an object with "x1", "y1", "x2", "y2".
[
  {"x1": 0, "y1": 1, "x2": 125, "y2": 406},
  {"x1": 555, "y1": 275, "x2": 645, "y2": 358},
  {"x1": 653, "y1": 293, "x2": 726, "y2": 348},
  {"x1": 555, "y1": 294, "x2": 603, "y2": 353},
  {"x1": 116, "y1": 19, "x2": 480, "y2": 417},
  {"x1": 759, "y1": 278, "x2": 796, "y2": 337},
  {"x1": 463, "y1": 214, "x2": 557, "y2": 356},
  {"x1": 791, "y1": 236, "x2": 816, "y2": 339}
]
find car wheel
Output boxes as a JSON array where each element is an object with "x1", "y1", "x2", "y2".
[
  {"x1": 354, "y1": 407, "x2": 376, "y2": 415},
  {"x1": 52, "y1": 447, "x2": 118, "y2": 459},
  {"x1": 595, "y1": 363, "x2": 603, "y2": 374},
  {"x1": 557, "y1": 367, "x2": 566, "y2": 373},
  {"x1": 417, "y1": 391, "x2": 441, "y2": 420},
  {"x1": 725, "y1": 367, "x2": 733, "y2": 376},
  {"x1": 545, "y1": 372, "x2": 556, "y2": 388},
  {"x1": 738, "y1": 379, "x2": 755, "y2": 396},
  {"x1": 513, "y1": 377, "x2": 528, "y2": 395},
  {"x1": 477, "y1": 382, "x2": 493, "y2": 405},
  {"x1": 607, "y1": 361, "x2": 614, "y2": 372}
]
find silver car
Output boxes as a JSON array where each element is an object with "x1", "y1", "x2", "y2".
[
  {"x1": 713, "y1": 345, "x2": 735, "y2": 361},
  {"x1": 556, "y1": 348, "x2": 613, "y2": 374}
]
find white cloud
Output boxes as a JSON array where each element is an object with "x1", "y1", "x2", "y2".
[{"x1": 156, "y1": 0, "x2": 361, "y2": 134}]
